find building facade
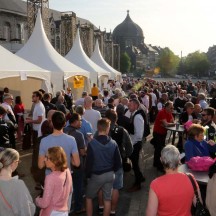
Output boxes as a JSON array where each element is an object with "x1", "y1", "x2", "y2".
[{"x1": 0, "y1": 0, "x2": 120, "y2": 70}]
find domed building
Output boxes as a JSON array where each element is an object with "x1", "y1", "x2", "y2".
[
  {"x1": 112, "y1": 10, "x2": 160, "y2": 72},
  {"x1": 113, "y1": 10, "x2": 144, "y2": 52}
]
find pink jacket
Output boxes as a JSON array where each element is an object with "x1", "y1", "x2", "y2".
[{"x1": 36, "y1": 169, "x2": 72, "y2": 216}]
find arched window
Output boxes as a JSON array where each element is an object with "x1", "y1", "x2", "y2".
[
  {"x1": 51, "y1": 39, "x2": 55, "y2": 48},
  {"x1": 16, "y1": 24, "x2": 22, "y2": 41},
  {"x1": 4, "y1": 22, "x2": 11, "y2": 41},
  {"x1": 56, "y1": 36, "x2": 60, "y2": 50}
]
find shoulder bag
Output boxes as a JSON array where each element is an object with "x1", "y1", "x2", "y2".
[
  {"x1": 187, "y1": 174, "x2": 210, "y2": 216},
  {"x1": 0, "y1": 190, "x2": 14, "y2": 215}
]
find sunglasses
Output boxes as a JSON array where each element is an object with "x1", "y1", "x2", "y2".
[
  {"x1": 45, "y1": 155, "x2": 51, "y2": 160},
  {"x1": 202, "y1": 114, "x2": 207, "y2": 116}
]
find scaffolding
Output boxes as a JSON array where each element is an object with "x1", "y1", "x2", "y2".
[{"x1": 27, "y1": 0, "x2": 50, "y2": 38}]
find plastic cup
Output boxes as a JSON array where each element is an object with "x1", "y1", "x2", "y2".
[{"x1": 176, "y1": 123, "x2": 180, "y2": 130}]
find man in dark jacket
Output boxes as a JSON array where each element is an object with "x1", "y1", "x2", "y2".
[
  {"x1": 43, "y1": 93, "x2": 57, "y2": 117},
  {"x1": 85, "y1": 118, "x2": 122, "y2": 216},
  {"x1": 97, "y1": 109, "x2": 133, "y2": 215}
]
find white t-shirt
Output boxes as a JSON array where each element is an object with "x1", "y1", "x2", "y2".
[
  {"x1": 83, "y1": 109, "x2": 101, "y2": 133},
  {"x1": 33, "y1": 101, "x2": 45, "y2": 131}
]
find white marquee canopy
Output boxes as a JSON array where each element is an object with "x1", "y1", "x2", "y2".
[
  {"x1": 65, "y1": 28, "x2": 110, "y2": 87},
  {"x1": 0, "y1": 44, "x2": 51, "y2": 109},
  {"x1": 91, "y1": 40, "x2": 122, "y2": 80},
  {"x1": 16, "y1": 10, "x2": 90, "y2": 95}
]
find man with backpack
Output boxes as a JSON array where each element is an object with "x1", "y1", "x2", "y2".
[
  {"x1": 98, "y1": 109, "x2": 133, "y2": 215},
  {"x1": 127, "y1": 98, "x2": 145, "y2": 192}
]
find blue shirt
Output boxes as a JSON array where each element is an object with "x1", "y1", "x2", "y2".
[
  {"x1": 79, "y1": 118, "x2": 93, "y2": 146},
  {"x1": 39, "y1": 133, "x2": 78, "y2": 175}
]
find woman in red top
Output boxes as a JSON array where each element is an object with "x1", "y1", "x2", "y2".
[
  {"x1": 14, "y1": 96, "x2": 25, "y2": 141},
  {"x1": 146, "y1": 145, "x2": 202, "y2": 216}
]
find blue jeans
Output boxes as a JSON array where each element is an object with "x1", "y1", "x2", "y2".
[{"x1": 72, "y1": 168, "x2": 84, "y2": 211}]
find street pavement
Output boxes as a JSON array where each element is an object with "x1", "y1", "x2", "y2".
[{"x1": 16, "y1": 130, "x2": 165, "y2": 216}]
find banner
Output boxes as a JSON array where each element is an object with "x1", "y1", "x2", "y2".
[
  {"x1": 73, "y1": 76, "x2": 84, "y2": 88},
  {"x1": 20, "y1": 71, "x2": 27, "y2": 80}
]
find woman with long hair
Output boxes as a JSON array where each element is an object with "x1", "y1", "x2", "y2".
[
  {"x1": 14, "y1": 96, "x2": 25, "y2": 141},
  {"x1": 36, "y1": 146, "x2": 72, "y2": 216}
]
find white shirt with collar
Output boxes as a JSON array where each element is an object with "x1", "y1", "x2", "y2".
[{"x1": 129, "y1": 110, "x2": 144, "y2": 145}]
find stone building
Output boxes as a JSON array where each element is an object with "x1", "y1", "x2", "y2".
[
  {"x1": 0, "y1": 0, "x2": 120, "y2": 70},
  {"x1": 112, "y1": 10, "x2": 160, "y2": 72}
]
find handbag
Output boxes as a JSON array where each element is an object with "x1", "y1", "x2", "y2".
[
  {"x1": 187, "y1": 174, "x2": 210, "y2": 216},
  {"x1": 187, "y1": 156, "x2": 216, "y2": 171}
]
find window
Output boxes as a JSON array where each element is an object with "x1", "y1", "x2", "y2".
[
  {"x1": 16, "y1": 24, "x2": 21, "y2": 41},
  {"x1": 4, "y1": 22, "x2": 11, "y2": 41},
  {"x1": 51, "y1": 39, "x2": 55, "y2": 48}
]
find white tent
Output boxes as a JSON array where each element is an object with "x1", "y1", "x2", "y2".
[
  {"x1": 16, "y1": 11, "x2": 90, "y2": 99},
  {"x1": 65, "y1": 29, "x2": 110, "y2": 88},
  {"x1": 0, "y1": 44, "x2": 51, "y2": 109},
  {"x1": 91, "y1": 40, "x2": 122, "y2": 81}
]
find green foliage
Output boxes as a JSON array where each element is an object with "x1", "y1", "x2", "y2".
[
  {"x1": 184, "y1": 51, "x2": 210, "y2": 77},
  {"x1": 120, "y1": 52, "x2": 131, "y2": 73},
  {"x1": 157, "y1": 47, "x2": 180, "y2": 77}
]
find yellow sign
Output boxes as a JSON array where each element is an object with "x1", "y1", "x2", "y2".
[{"x1": 73, "y1": 76, "x2": 84, "y2": 88}]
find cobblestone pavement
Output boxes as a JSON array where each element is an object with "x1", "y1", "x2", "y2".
[{"x1": 16, "y1": 129, "x2": 171, "y2": 216}]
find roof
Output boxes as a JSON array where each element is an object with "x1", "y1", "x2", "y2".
[
  {"x1": 113, "y1": 10, "x2": 144, "y2": 39},
  {"x1": 0, "y1": 0, "x2": 26, "y2": 16},
  {"x1": 50, "y1": 9, "x2": 98, "y2": 30},
  {"x1": 0, "y1": 43, "x2": 50, "y2": 81},
  {"x1": 0, "y1": 0, "x2": 97, "y2": 29}
]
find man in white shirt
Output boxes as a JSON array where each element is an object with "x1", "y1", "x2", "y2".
[
  {"x1": 26, "y1": 91, "x2": 45, "y2": 147},
  {"x1": 26, "y1": 91, "x2": 45, "y2": 169},
  {"x1": 83, "y1": 96, "x2": 101, "y2": 134},
  {"x1": 127, "y1": 98, "x2": 145, "y2": 192}
]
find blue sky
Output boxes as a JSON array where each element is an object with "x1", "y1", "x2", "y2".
[{"x1": 49, "y1": 0, "x2": 216, "y2": 57}]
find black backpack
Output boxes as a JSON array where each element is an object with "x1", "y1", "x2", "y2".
[
  {"x1": 128, "y1": 109, "x2": 150, "y2": 138},
  {"x1": 110, "y1": 125, "x2": 124, "y2": 157}
]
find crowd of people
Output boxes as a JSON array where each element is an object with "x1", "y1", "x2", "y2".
[{"x1": 0, "y1": 77, "x2": 216, "y2": 215}]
